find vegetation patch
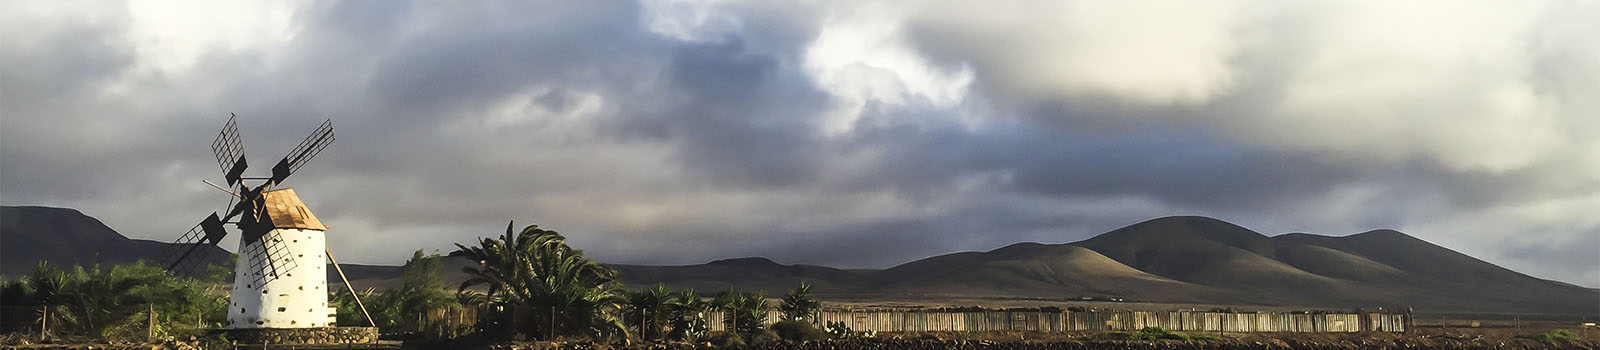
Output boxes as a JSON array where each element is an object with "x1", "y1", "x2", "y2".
[
  {"x1": 770, "y1": 320, "x2": 828, "y2": 342},
  {"x1": 0, "y1": 260, "x2": 228, "y2": 341},
  {"x1": 1102, "y1": 327, "x2": 1219, "y2": 341},
  {"x1": 1535, "y1": 329, "x2": 1577, "y2": 342}
]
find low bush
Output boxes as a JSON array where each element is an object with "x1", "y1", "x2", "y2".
[
  {"x1": 771, "y1": 320, "x2": 829, "y2": 342},
  {"x1": 1104, "y1": 327, "x2": 1217, "y2": 341},
  {"x1": 748, "y1": 329, "x2": 781, "y2": 344},
  {"x1": 1537, "y1": 329, "x2": 1577, "y2": 342},
  {"x1": 706, "y1": 331, "x2": 744, "y2": 347},
  {"x1": 824, "y1": 321, "x2": 876, "y2": 339}
]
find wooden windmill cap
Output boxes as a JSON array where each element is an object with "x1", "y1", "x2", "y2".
[{"x1": 261, "y1": 188, "x2": 328, "y2": 231}]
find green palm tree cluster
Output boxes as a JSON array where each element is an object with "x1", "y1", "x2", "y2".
[
  {"x1": 711, "y1": 289, "x2": 772, "y2": 336},
  {"x1": 622, "y1": 284, "x2": 721, "y2": 342},
  {"x1": 452, "y1": 222, "x2": 627, "y2": 341},
  {"x1": 0, "y1": 261, "x2": 227, "y2": 340},
  {"x1": 624, "y1": 284, "x2": 674, "y2": 341},
  {"x1": 778, "y1": 281, "x2": 820, "y2": 322},
  {"x1": 669, "y1": 289, "x2": 710, "y2": 341}
]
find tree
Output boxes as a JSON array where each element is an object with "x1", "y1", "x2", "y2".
[
  {"x1": 329, "y1": 287, "x2": 378, "y2": 327},
  {"x1": 668, "y1": 289, "x2": 709, "y2": 341},
  {"x1": 452, "y1": 221, "x2": 626, "y2": 341},
  {"x1": 624, "y1": 284, "x2": 676, "y2": 341},
  {"x1": 352, "y1": 250, "x2": 455, "y2": 330},
  {"x1": 732, "y1": 291, "x2": 770, "y2": 335},
  {"x1": 402, "y1": 250, "x2": 449, "y2": 294},
  {"x1": 0, "y1": 261, "x2": 226, "y2": 340},
  {"x1": 710, "y1": 289, "x2": 742, "y2": 333},
  {"x1": 778, "y1": 281, "x2": 820, "y2": 322}
]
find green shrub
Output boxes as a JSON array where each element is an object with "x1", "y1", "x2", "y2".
[
  {"x1": 770, "y1": 320, "x2": 828, "y2": 341},
  {"x1": 1537, "y1": 329, "x2": 1577, "y2": 342},
  {"x1": 823, "y1": 321, "x2": 874, "y2": 339},
  {"x1": 748, "y1": 329, "x2": 781, "y2": 344},
  {"x1": 778, "y1": 282, "x2": 820, "y2": 322},
  {"x1": 1104, "y1": 327, "x2": 1213, "y2": 341},
  {"x1": 0, "y1": 260, "x2": 229, "y2": 340},
  {"x1": 706, "y1": 331, "x2": 744, "y2": 347}
]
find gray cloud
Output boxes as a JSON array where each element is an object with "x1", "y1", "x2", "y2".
[{"x1": 2, "y1": 0, "x2": 1595, "y2": 288}]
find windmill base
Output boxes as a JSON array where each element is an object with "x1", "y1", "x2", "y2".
[{"x1": 223, "y1": 327, "x2": 378, "y2": 346}]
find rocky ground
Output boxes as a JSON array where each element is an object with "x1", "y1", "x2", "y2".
[
  {"x1": 7, "y1": 328, "x2": 1597, "y2": 350},
  {"x1": 476, "y1": 330, "x2": 1599, "y2": 350},
  {"x1": 481, "y1": 338, "x2": 1595, "y2": 350}
]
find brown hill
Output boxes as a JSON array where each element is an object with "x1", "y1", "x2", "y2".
[
  {"x1": 0, "y1": 206, "x2": 229, "y2": 278},
  {"x1": 872, "y1": 243, "x2": 1235, "y2": 302},
  {"x1": 1071, "y1": 216, "x2": 1597, "y2": 314}
]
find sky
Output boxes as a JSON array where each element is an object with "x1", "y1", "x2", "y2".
[{"x1": 1, "y1": 0, "x2": 1596, "y2": 287}]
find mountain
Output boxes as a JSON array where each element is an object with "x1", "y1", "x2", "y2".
[
  {"x1": 1074, "y1": 217, "x2": 1347, "y2": 297},
  {"x1": 0, "y1": 206, "x2": 229, "y2": 277},
  {"x1": 872, "y1": 243, "x2": 1218, "y2": 300},
  {"x1": 614, "y1": 216, "x2": 1594, "y2": 314},
  {"x1": 1070, "y1": 216, "x2": 1596, "y2": 313},
  {"x1": 3, "y1": 206, "x2": 1594, "y2": 315}
]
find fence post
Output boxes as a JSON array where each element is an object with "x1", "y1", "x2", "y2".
[
  {"x1": 1404, "y1": 307, "x2": 1414, "y2": 334},
  {"x1": 149, "y1": 303, "x2": 156, "y2": 340}
]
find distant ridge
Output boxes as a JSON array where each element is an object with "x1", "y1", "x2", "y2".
[
  {"x1": 1069, "y1": 216, "x2": 1596, "y2": 313},
  {"x1": 616, "y1": 216, "x2": 1597, "y2": 314},
  {"x1": 3, "y1": 206, "x2": 1595, "y2": 315},
  {"x1": 0, "y1": 206, "x2": 228, "y2": 277}
]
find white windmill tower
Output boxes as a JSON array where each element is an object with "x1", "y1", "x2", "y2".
[
  {"x1": 161, "y1": 115, "x2": 373, "y2": 334},
  {"x1": 226, "y1": 188, "x2": 333, "y2": 328}
]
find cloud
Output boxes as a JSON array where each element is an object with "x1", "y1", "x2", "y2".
[
  {"x1": 903, "y1": 0, "x2": 1599, "y2": 175},
  {"x1": 1, "y1": 0, "x2": 1596, "y2": 288},
  {"x1": 909, "y1": 0, "x2": 1245, "y2": 106}
]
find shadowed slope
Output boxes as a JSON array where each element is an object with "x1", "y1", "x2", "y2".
[
  {"x1": 1070, "y1": 216, "x2": 1596, "y2": 313},
  {"x1": 1069, "y1": 217, "x2": 1354, "y2": 299},
  {"x1": 875, "y1": 243, "x2": 1234, "y2": 302},
  {"x1": 0, "y1": 206, "x2": 229, "y2": 277},
  {"x1": 1275, "y1": 230, "x2": 1551, "y2": 286}
]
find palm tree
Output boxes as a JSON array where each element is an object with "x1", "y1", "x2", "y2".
[
  {"x1": 13, "y1": 262, "x2": 70, "y2": 338},
  {"x1": 669, "y1": 289, "x2": 709, "y2": 341},
  {"x1": 710, "y1": 289, "x2": 742, "y2": 332},
  {"x1": 56, "y1": 263, "x2": 148, "y2": 338},
  {"x1": 732, "y1": 291, "x2": 770, "y2": 335},
  {"x1": 779, "y1": 281, "x2": 820, "y2": 322},
  {"x1": 624, "y1": 284, "x2": 676, "y2": 341},
  {"x1": 453, "y1": 221, "x2": 625, "y2": 341}
]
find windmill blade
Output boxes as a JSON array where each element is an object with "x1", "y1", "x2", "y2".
[
  {"x1": 172, "y1": 245, "x2": 216, "y2": 279},
  {"x1": 242, "y1": 230, "x2": 299, "y2": 286},
  {"x1": 212, "y1": 114, "x2": 249, "y2": 186},
  {"x1": 270, "y1": 119, "x2": 334, "y2": 184},
  {"x1": 160, "y1": 214, "x2": 229, "y2": 276},
  {"x1": 221, "y1": 185, "x2": 265, "y2": 223}
]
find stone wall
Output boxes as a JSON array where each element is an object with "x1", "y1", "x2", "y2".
[{"x1": 224, "y1": 327, "x2": 377, "y2": 345}]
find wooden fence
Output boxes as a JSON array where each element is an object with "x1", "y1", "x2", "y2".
[
  {"x1": 415, "y1": 305, "x2": 480, "y2": 338},
  {"x1": 707, "y1": 310, "x2": 1407, "y2": 333}
]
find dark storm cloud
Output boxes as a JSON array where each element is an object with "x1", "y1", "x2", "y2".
[
  {"x1": 610, "y1": 39, "x2": 831, "y2": 188},
  {"x1": 2, "y1": 0, "x2": 1595, "y2": 288},
  {"x1": 837, "y1": 113, "x2": 1363, "y2": 211}
]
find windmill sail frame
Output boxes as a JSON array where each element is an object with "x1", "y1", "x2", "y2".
[{"x1": 163, "y1": 115, "x2": 334, "y2": 287}]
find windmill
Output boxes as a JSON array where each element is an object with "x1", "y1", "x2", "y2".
[{"x1": 160, "y1": 114, "x2": 366, "y2": 329}]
